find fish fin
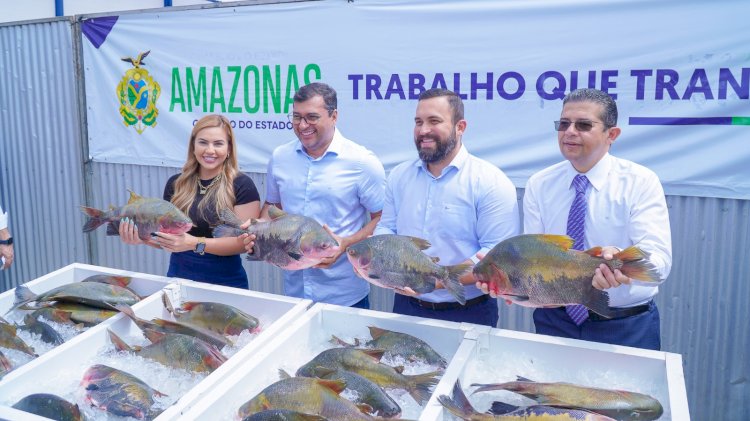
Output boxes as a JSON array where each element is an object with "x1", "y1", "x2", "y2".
[
  {"x1": 506, "y1": 294, "x2": 530, "y2": 302},
  {"x1": 489, "y1": 400, "x2": 521, "y2": 415},
  {"x1": 268, "y1": 205, "x2": 286, "y2": 219},
  {"x1": 287, "y1": 251, "x2": 303, "y2": 261},
  {"x1": 143, "y1": 328, "x2": 166, "y2": 343},
  {"x1": 356, "y1": 403, "x2": 375, "y2": 414},
  {"x1": 127, "y1": 189, "x2": 143, "y2": 204},
  {"x1": 311, "y1": 366, "x2": 337, "y2": 378},
  {"x1": 161, "y1": 292, "x2": 176, "y2": 315},
  {"x1": 107, "y1": 329, "x2": 133, "y2": 352},
  {"x1": 360, "y1": 348, "x2": 386, "y2": 361},
  {"x1": 212, "y1": 224, "x2": 244, "y2": 238},
  {"x1": 516, "y1": 375, "x2": 534, "y2": 382},
  {"x1": 437, "y1": 380, "x2": 478, "y2": 419},
  {"x1": 7, "y1": 285, "x2": 39, "y2": 315},
  {"x1": 317, "y1": 378, "x2": 347, "y2": 394},
  {"x1": 444, "y1": 263, "x2": 471, "y2": 305},
  {"x1": 278, "y1": 368, "x2": 293, "y2": 379},
  {"x1": 407, "y1": 371, "x2": 442, "y2": 405},
  {"x1": 80, "y1": 206, "x2": 109, "y2": 233},
  {"x1": 218, "y1": 208, "x2": 245, "y2": 227},
  {"x1": 330, "y1": 334, "x2": 355, "y2": 347},
  {"x1": 244, "y1": 247, "x2": 263, "y2": 261},
  {"x1": 584, "y1": 246, "x2": 603, "y2": 257},
  {"x1": 470, "y1": 382, "x2": 511, "y2": 394},
  {"x1": 0, "y1": 351, "x2": 11, "y2": 371},
  {"x1": 49, "y1": 309, "x2": 73, "y2": 323},
  {"x1": 367, "y1": 325, "x2": 387, "y2": 340},
  {"x1": 405, "y1": 235, "x2": 432, "y2": 250},
  {"x1": 152, "y1": 388, "x2": 168, "y2": 397},
  {"x1": 616, "y1": 246, "x2": 662, "y2": 283},
  {"x1": 537, "y1": 234, "x2": 575, "y2": 251},
  {"x1": 582, "y1": 289, "x2": 622, "y2": 318},
  {"x1": 105, "y1": 221, "x2": 121, "y2": 236},
  {"x1": 259, "y1": 394, "x2": 272, "y2": 411}
]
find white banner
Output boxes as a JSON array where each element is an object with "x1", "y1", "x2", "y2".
[{"x1": 82, "y1": 0, "x2": 750, "y2": 199}]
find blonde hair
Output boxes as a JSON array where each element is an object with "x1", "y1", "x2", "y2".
[{"x1": 171, "y1": 115, "x2": 239, "y2": 221}]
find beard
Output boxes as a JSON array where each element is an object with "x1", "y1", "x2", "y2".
[{"x1": 416, "y1": 128, "x2": 458, "y2": 164}]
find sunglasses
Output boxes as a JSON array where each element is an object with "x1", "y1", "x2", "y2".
[{"x1": 554, "y1": 120, "x2": 604, "y2": 132}]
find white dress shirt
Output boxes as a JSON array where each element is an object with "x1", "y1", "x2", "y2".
[
  {"x1": 523, "y1": 153, "x2": 672, "y2": 307},
  {"x1": 375, "y1": 145, "x2": 520, "y2": 303},
  {"x1": 0, "y1": 205, "x2": 7, "y2": 230}
]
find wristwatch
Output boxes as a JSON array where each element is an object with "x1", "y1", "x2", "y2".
[
  {"x1": 194, "y1": 238, "x2": 206, "y2": 255},
  {"x1": 0, "y1": 237, "x2": 12, "y2": 245}
]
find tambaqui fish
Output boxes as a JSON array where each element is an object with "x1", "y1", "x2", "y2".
[
  {"x1": 346, "y1": 234, "x2": 470, "y2": 305},
  {"x1": 213, "y1": 206, "x2": 339, "y2": 270},
  {"x1": 81, "y1": 364, "x2": 166, "y2": 420},
  {"x1": 473, "y1": 234, "x2": 661, "y2": 318},
  {"x1": 471, "y1": 376, "x2": 663, "y2": 421},
  {"x1": 81, "y1": 190, "x2": 193, "y2": 241}
]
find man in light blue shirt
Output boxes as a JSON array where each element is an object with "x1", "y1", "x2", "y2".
[
  {"x1": 245, "y1": 82, "x2": 385, "y2": 307},
  {"x1": 374, "y1": 88, "x2": 520, "y2": 326}
]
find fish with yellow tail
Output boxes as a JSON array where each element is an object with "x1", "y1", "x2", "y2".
[
  {"x1": 471, "y1": 376, "x2": 663, "y2": 421},
  {"x1": 439, "y1": 380, "x2": 617, "y2": 420},
  {"x1": 473, "y1": 234, "x2": 662, "y2": 318}
]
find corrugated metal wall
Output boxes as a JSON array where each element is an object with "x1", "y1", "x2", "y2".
[
  {"x1": 0, "y1": 18, "x2": 89, "y2": 291},
  {"x1": 1, "y1": 10, "x2": 749, "y2": 421}
]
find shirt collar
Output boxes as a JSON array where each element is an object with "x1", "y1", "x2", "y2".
[
  {"x1": 295, "y1": 127, "x2": 342, "y2": 159},
  {"x1": 414, "y1": 144, "x2": 469, "y2": 178},
  {"x1": 566, "y1": 152, "x2": 611, "y2": 191}
]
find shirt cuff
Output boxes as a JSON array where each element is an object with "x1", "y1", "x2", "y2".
[{"x1": 0, "y1": 211, "x2": 7, "y2": 230}]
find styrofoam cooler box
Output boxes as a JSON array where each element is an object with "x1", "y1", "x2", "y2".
[
  {"x1": 0, "y1": 263, "x2": 173, "y2": 386},
  {"x1": 180, "y1": 302, "x2": 478, "y2": 420},
  {"x1": 420, "y1": 327, "x2": 689, "y2": 421},
  {"x1": 0, "y1": 280, "x2": 310, "y2": 420},
  {"x1": 0, "y1": 262, "x2": 173, "y2": 315}
]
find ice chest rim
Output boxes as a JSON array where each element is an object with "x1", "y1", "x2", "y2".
[{"x1": 419, "y1": 326, "x2": 690, "y2": 421}]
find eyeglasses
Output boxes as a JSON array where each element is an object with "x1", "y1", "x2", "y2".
[
  {"x1": 287, "y1": 113, "x2": 322, "y2": 125},
  {"x1": 554, "y1": 120, "x2": 603, "y2": 132}
]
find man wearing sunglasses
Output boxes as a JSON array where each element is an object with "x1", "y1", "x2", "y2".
[
  {"x1": 522, "y1": 88, "x2": 672, "y2": 349},
  {"x1": 243, "y1": 82, "x2": 386, "y2": 309}
]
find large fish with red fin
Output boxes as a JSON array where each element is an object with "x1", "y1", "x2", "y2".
[
  {"x1": 473, "y1": 234, "x2": 662, "y2": 318},
  {"x1": 213, "y1": 206, "x2": 339, "y2": 270},
  {"x1": 81, "y1": 190, "x2": 193, "y2": 241}
]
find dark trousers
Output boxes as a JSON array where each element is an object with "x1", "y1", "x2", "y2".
[
  {"x1": 533, "y1": 301, "x2": 661, "y2": 350},
  {"x1": 167, "y1": 251, "x2": 248, "y2": 289},
  {"x1": 392, "y1": 294, "x2": 498, "y2": 327},
  {"x1": 350, "y1": 295, "x2": 370, "y2": 309}
]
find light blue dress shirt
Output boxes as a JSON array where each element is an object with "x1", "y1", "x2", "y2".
[
  {"x1": 266, "y1": 128, "x2": 385, "y2": 305},
  {"x1": 375, "y1": 145, "x2": 520, "y2": 303},
  {"x1": 524, "y1": 153, "x2": 672, "y2": 307}
]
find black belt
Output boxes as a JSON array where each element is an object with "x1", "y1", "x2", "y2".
[
  {"x1": 409, "y1": 294, "x2": 488, "y2": 311},
  {"x1": 587, "y1": 301, "x2": 653, "y2": 321}
]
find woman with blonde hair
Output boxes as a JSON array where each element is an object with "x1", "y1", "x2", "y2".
[{"x1": 120, "y1": 114, "x2": 260, "y2": 288}]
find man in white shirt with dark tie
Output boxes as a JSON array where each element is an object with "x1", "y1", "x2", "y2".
[{"x1": 522, "y1": 88, "x2": 672, "y2": 350}]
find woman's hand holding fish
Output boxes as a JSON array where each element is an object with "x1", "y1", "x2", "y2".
[
  {"x1": 152, "y1": 232, "x2": 194, "y2": 253},
  {"x1": 240, "y1": 232, "x2": 257, "y2": 254},
  {"x1": 118, "y1": 218, "x2": 144, "y2": 245},
  {"x1": 592, "y1": 246, "x2": 631, "y2": 290}
]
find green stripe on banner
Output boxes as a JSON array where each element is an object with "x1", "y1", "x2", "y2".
[{"x1": 731, "y1": 117, "x2": 750, "y2": 125}]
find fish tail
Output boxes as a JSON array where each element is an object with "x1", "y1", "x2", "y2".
[
  {"x1": 470, "y1": 382, "x2": 511, "y2": 394},
  {"x1": 7, "y1": 285, "x2": 39, "y2": 315},
  {"x1": 161, "y1": 292, "x2": 176, "y2": 315},
  {"x1": 107, "y1": 329, "x2": 133, "y2": 352},
  {"x1": 445, "y1": 263, "x2": 471, "y2": 305},
  {"x1": 437, "y1": 381, "x2": 478, "y2": 420},
  {"x1": 80, "y1": 206, "x2": 110, "y2": 233},
  {"x1": 212, "y1": 224, "x2": 245, "y2": 238},
  {"x1": 0, "y1": 351, "x2": 11, "y2": 371},
  {"x1": 218, "y1": 208, "x2": 244, "y2": 227},
  {"x1": 407, "y1": 371, "x2": 441, "y2": 405},
  {"x1": 616, "y1": 246, "x2": 662, "y2": 282}
]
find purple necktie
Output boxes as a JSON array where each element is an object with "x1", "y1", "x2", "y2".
[{"x1": 566, "y1": 174, "x2": 590, "y2": 325}]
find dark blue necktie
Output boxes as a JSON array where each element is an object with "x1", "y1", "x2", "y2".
[{"x1": 566, "y1": 174, "x2": 590, "y2": 325}]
